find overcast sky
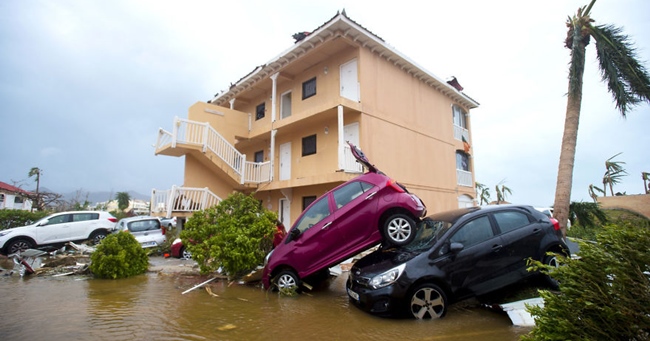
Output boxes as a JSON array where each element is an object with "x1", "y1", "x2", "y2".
[{"x1": 1, "y1": 0, "x2": 648, "y2": 207}]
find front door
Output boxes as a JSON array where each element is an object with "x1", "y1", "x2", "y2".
[
  {"x1": 279, "y1": 142, "x2": 291, "y2": 181},
  {"x1": 279, "y1": 198, "x2": 290, "y2": 231}
]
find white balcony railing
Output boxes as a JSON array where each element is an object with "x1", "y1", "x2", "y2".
[
  {"x1": 151, "y1": 186, "x2": 222, "y2": 217},
  {"x1": 457, "y1": 169, "x2": 473, "y2": 187},
  {"x1": 343, "y1": 144, "x2": 363, "y2": 173},
  {"x1": 155, "y1": 117, "x2": 270, "y2": 184},
  {"x1": 453, "y1": 124, "x2": 469, "y2": 142}
]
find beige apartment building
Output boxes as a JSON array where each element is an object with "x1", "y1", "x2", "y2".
[{"x1": 152, "y1": 11, "x2": 479, "y2": 227}]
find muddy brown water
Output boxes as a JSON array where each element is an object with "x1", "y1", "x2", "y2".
[{"x1": 0, "y1": 263, "x2": 531, "y2": 340}]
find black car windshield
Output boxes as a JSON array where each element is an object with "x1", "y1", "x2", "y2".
[{"x1": 403, "y1": 218, "x2": 452, "y2": 251}]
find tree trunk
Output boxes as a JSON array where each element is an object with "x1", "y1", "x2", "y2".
[{"x1": 554, "y1": 23, "x2": 588, "y2": 237}]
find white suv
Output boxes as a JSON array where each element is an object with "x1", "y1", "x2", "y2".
[
  {"x1": 0, "y1": 211, "x2": 117, "y2": 255},
  {"x1": 113, "y1": 216, "x2": 166, "y2": 248}
]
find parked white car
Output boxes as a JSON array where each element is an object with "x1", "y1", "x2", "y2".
[
  {"x1": 113, "y1": 216, "x2": 166, "y2": 248},
  {"x1": 160, "y1": 216, "x2": 177, "y2": 229},
  {"x1": 0, "y1": 211, "x2": 117, "y2": 255}
]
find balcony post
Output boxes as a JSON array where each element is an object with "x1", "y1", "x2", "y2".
[
  {"x1": 337, "y1": 105, "x2": 344, "y2": 170},
  {"x1": 202, "y1": 122, "x2": 209, "y2": 153},
  {"x1": 270, "y1": 129, "x2": 277, "y2": 181},
  {"x1": 270, "y1": 73, "x2": 278, "y2": 122},
  {"x1": 172, "y1": 116, "x2": 179, "y2": 148}
]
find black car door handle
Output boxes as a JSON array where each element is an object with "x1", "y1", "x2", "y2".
[
  {"x1": 532, "y1": 228, "x2": 541, "y2": 234},
  {"x1": 492, "y1": 244, "x2": 503, "y2": 252}
]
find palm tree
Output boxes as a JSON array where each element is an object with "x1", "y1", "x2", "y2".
[
  {"x1": 643, "y1": 172, "x2": 650, "y2": 194},
  {"x1": 495, "y1": 181, "x2": 512, "y2": 204},
  {"x1": 115, "y1": 192, "x2": 131, "y2": 211},
  {"x1": 475, "y1": 182, "x2": 491, "y2": 205},
  {"x1": 28, "y1": 167, "x2": 41, "y2": 211},
  {"x1": 553, "y1": 0, "x2": 650, "y2": 237},
  {"x1": 602, "y1": 152, "x2": 627, "y2": 196},
  {"x1": 588, "y1": 184, "x2": 605, "y2": 203}
]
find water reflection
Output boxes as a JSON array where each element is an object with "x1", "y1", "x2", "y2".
[{"x1": 0, "y1": 271, "x2": 530, "y2": 340}]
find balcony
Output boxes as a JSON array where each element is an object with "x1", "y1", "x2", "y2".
[
  {"x1": 453, "y1": 124, "x2": 469, "y2": 142},
  {"x1": 151, "y1": 186, "x2": 222, "y2": 218},
  {"x1": 457, "y1": 169, "x2": 473, "y2": 187},
  {"x1": 155, "y1": 118, "x2": 271, "y2": 185}
]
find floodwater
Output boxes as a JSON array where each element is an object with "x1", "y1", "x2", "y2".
[{"x1": 0, "y1": 267, "x2": 531, "y2": 340}]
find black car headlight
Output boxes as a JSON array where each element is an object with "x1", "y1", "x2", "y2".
[{"x1": 369, "y1": 264, "x2": 406, "y2": 289}]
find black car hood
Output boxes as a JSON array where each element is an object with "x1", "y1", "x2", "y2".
[
  {"x1": 348, "y1": 142, "x2": 378, "y2": 173},
  {"x1": 352, "y1": 247, "x2": 419, "y2": 275}
]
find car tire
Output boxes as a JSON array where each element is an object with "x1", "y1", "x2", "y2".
[
  {"x1": 408, "y1": 283, "x2": 447, "y2": 320},
  {"x1": 274, "y1": 269, "x2": 301, "y2": 292},
  {"x1": 543, "y1": 253, "x2": 562, "y2": 289},
  {"x1": 90, "y1": 231, "x2": 108, "y2": 245},
  {"x1": 7, "y1": 239, "x2": 33, "y2": 254},
  {"x1": 383, "y1": 214, "x2": 416, "y2": 246},
  {"x1": 181, "y1": 247, "x2": 192, "y2": 259}
]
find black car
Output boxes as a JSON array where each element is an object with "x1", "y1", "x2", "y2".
[{"x1": 346, "y1": 205, "x2": 569, "y2": 320}]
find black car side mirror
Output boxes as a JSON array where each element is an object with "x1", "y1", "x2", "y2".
[
  {"x1": 287, "y1": 228, "x2": 301, "y2": 242},
  {"x1": 449, "y1": 242, "x2": 464, "y2": 253}
]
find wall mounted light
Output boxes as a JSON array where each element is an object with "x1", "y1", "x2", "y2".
[
  {"x1": 324, "y1": 66, "x2": 328, "y2": 74},
  {"x1": 324, "y1": 126, "x2": 329, "y2": 134}
]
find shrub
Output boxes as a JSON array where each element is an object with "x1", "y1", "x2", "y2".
[
  {"x1": 180, "y1": 192, "x2": 277, "y2": 278},
  {"x1": 0, "y1": 210, "x2": 49, "y2": 230},
  {"x1": 523, "y1": 222, "x2": 650, "y2": 340},
  {"x1": 89, "y1": 232, "x2": 149, "y2": 279}
]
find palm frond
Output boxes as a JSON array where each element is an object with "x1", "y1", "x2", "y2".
[
  {"x1": 591, "y1": 24, "x2": 650, "y2": 116},
  {"x1": 569, "y1": 201, "x2": 607, "y2": 228}
]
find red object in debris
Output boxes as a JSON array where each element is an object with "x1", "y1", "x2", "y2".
[{"x1": 163, "y1": 253, "x2": 170, "y2": 258}]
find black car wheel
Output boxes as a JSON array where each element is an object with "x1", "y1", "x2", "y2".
[
  {"x1": 90, "y1": 231, "x2": 107, "y2": 245},
  {"x1": 274, "y1": 269, "x2": 301, "y2": 291},
  {"x1": 409, "y1": 283, "x2": 447, "y2": 320},
  {"x1": 7, "y1": 239, "x2": 33, "y2": 254},
  {"x1": 543, "y1": 253, "x2": 562, "y2": 289},
  {"x1": 383, "y1": 214, "x2": 416, "y2": 246},
  {"x1": 181, "y1": 247, "x2": 192, "y2": 259}
]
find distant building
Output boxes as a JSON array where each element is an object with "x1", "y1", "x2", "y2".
[
  {"x1": 92, "y1": 199, "x2": 150, "y2": 215},
  {"x1": 0, "y1": 181, "x2": 33, "y2": 211}
]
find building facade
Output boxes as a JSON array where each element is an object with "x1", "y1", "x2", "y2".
[
  {"x1": 0, "y1": 181, "x2": 33, "y2": 211},
  {"x1": 152, "y1": 11, "x2": 479, "y2": 227}
]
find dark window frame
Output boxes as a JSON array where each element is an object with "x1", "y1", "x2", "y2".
[
  {"x1": 254, "y1": 150, "x2": 264, "y2": 163},
  {"x1": 256, "y1": 102, "x2": 266, "y2": 120},
  {"x1": 302, "y1": 196, "x2": 317, "y2": 211},
  {"x1": 302, "y1": 77, "x2": 317, "y2": 100},
  {"x1": 302, "y1": 134, "x2": 317, "y2": 156}
]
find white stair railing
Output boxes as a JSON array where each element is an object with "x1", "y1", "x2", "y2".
[{"x1": 151, "y1": 186, "x2": 222, "y2": 217}]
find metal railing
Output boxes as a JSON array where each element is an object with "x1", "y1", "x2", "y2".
[
  {"x1": 151, "y1": 186, "x2": 222, "y2": 217},
  {"x1": 453, "y1": 124, "x2": 469, "y2": 142},
  {"x1": 155, "y1": 117, "x2": 272, "y2": 184},
  {"x1": 457, "y1": 169, "x2": 473, "y2": 187},
  {"x1": 343, "y1": 144, "x2": 363, "y2": 173}
]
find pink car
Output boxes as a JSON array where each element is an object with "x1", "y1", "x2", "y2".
[{"x1": 262, "y1": 142, "x2": 426, "y2": 290}]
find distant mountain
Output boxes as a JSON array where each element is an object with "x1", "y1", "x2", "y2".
[{"x1": 61, "y1": 190, "x2": 150, "y2": 204}]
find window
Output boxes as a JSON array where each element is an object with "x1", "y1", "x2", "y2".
[
  {"x1": 73, "y1": 213, "x2": 99, "y2": 222},
  {"x1": 302, "y1": 196, "x2": 317, "y2": 211},
  {"x1": 295, "y1": 196, "x2": 330, "y2": 233},
  {"x1": 254, "y1": 150, "x2": 264, "y2": 163},
  {"x1": 302, "y1": 77, "x2": 317, "y2": 99},
  {"x1": 46, "y1": 214, "x2": 71, "y2": 225},
  {"x1": 128, "y1": 219, "x2": 160, "y2": 232},
  {"x1": 302, "y1": 134, "x2": 317, "y2": 156},
  {"x1": 493, "y1": 211, "x2": 531, "y2": 234},
  {"x1": 281, "y1": 91, "x2": 292, "y2": 118},
  {"x1": 453, "y1": 105, "x2": 467, "y2": 128},
  {"x1": 456, "y1": 151, "x2": 470, "y2": 171},
  {"x1": 256, "y1": 102, "x2": 265, "y2": 120},
  {"x1": 14, "y1": 196, "x2": 23, "y2": 204},
  {"x1": 333, "y1": 181, "x2": 374, "y2": 209},
  {"x1": 0, "y1": 194, "x2": 4, "y2": 204},
  {"x1": 450, "y1": 216, "x2": 494, "y2": 248}
]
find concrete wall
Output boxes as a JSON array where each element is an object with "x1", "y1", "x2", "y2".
[{"x1": 597, "y1": 194, "x2": 650, "y2": 220}]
